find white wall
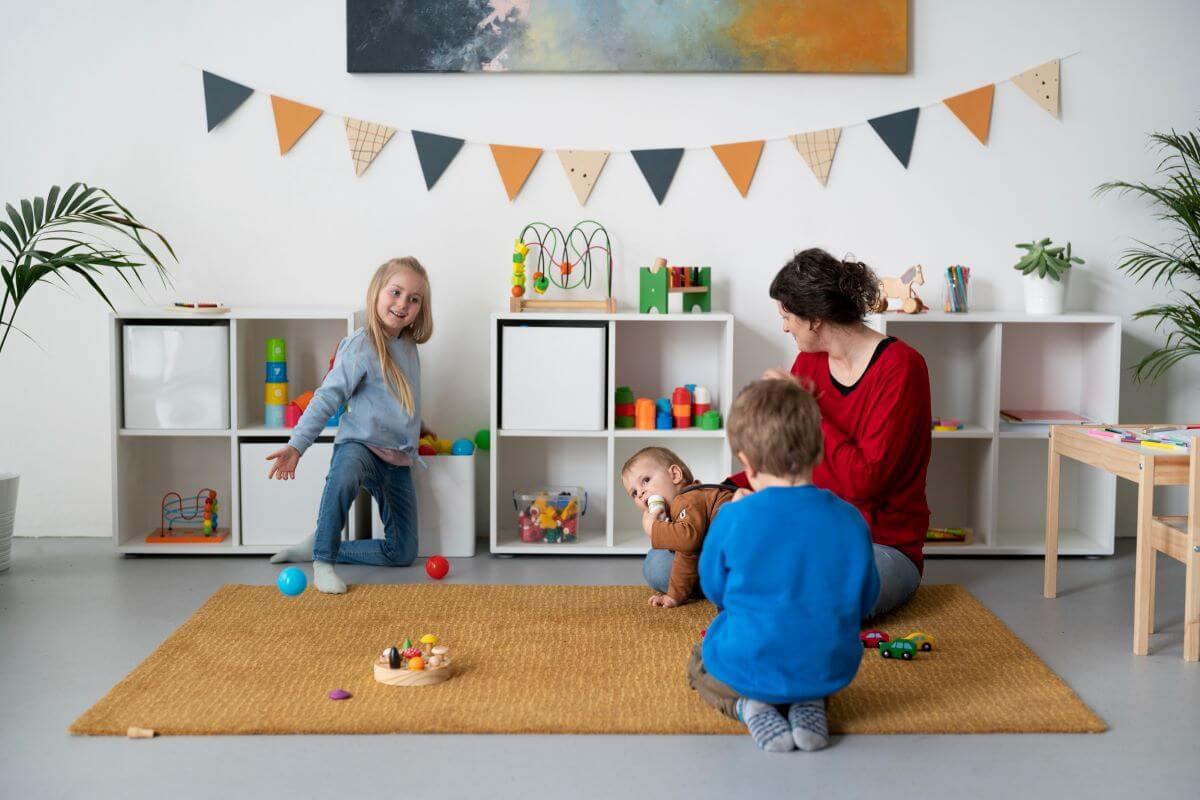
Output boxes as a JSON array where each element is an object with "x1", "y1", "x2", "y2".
[{"x1": 3, "y1": 0, "x2": 1198, "y2": 538}]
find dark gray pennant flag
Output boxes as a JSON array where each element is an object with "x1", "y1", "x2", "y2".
[
  {"x1": 631, "y1": 148, "x2": 685, "y2": 205},
  {"x1": 411, "y1": 130, "x2": 466, "y2": 190},
  {"x1": 202, "y1": 71, "x2": 254, "y2": 132}
]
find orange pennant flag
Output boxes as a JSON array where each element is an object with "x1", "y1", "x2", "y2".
[
  {"x1": 490, "y1": 145, "x2": 543, "y2": 201},
  {"x1": 711, "y1": 140, "x2": 765, "y2": 197},
  {"x1": 270, "y1": 96, "x2": 323, "y2": 155},
  {"x1": 1012, "y1": 59, "x2": 1060, "y2": 118},
  {"x1": 943, "y1": 84, "x2": 995, "y2": 145}
]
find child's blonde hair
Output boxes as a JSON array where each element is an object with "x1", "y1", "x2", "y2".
[
  {"x1": 621, "y1": 446, "x2": 695, "y2": 485},
  {"x1": 366, "y1": 257, "x2": 432, "y2": 415},
  {"x1": 727, "y1": 379, "x2": 823, "y2": 478}
]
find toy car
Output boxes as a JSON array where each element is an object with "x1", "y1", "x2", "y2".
[
  {"x1": 860, "y1": 629, "x2": 890, "y2": 649},
  {"x1": 879, "y1": 640, "x2": 918, "y2": 660},
  {"x1": 903, "y1": 631, "x2": 935, "y2": 652}
]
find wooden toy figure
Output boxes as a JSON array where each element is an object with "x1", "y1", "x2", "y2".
[{"x1": 872, "y1": 264, "x2": 927, "y2": 314}]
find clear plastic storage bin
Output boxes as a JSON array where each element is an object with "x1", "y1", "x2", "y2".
[{"x1": 513, "y1": 486, "x2": 587, "y2": 543}]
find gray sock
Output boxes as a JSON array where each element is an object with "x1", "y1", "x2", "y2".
[
  {"x1": 736, "y1": 699, "x2": 795, "y2": 753},
  {"x1": 269, "y1": 533, "x2": 315, "y2": 564},
  {"x1": 788, "y1": 699, "x2": 830, "y2": 751},
  {"x1": 313, "y1": 561, "x2": 347, "y2": 594}
]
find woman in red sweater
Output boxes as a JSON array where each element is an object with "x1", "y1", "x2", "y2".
[{"x1": 728, "y1": 248, "x2": 931, "y2": 617}]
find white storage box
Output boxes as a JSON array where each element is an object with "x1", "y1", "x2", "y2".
[
  {"x1": 123, "y1": 324, "x2": 230, "y2": 429},
  {"x1": 239, "y1": 442, "x2": 334, "y2": 546},
  {"x1": 500, "y1": 324, "x2": 605, "y2": 430},
  {"x1": 359, "y1": 454, "x2": 476, "y2": 557}
]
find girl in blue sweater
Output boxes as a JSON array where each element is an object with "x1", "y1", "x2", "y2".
[
  {"x1": 267, "y1": 257, "x2": 432, "y2": 594},
  {"x1": 693, "y1": 379, "x2": 879, "y2": 752}
]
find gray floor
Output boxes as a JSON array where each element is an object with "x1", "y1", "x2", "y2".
[{"x1": 1, "y1": 539, "x2": 1197, "y2": 800}]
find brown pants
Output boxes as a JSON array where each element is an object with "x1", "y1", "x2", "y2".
[{"x1": 687, "y1": 644, "x2": 741, "y2": 720}]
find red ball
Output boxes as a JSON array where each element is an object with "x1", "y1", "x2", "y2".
[{"x1": 425, "y1": 555, "x2": 450, "y2": 580}]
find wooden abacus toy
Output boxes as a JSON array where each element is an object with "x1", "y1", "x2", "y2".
[{"x1": 373, "y1": 635, "x2": 452, "y2": 687}]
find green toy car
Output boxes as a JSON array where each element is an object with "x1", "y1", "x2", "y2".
[{"x1": 878, "y1": 640, "x2": 918, "y2": 660}]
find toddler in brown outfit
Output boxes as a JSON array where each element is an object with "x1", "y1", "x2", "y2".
[{"x1": 621, "y1": 447, "x2": 733, "y2": 607}]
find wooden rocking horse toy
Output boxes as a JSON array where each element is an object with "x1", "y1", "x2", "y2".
[{"x1": 873, "y1": 264, "x2": 927, "y2": 314}]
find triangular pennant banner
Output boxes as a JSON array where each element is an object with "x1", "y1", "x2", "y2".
[
  {"x1": 789, "y1": 128, "x2": 841, "y2": 186},
  {"x1": 344, "y1": 118, "x2": 396, "y2": 176},
  {"x1": 202, "y1": 71, "x2": 253, "y2": 132},
  {"x1": 711, "y1": 140, "x2": 765, "y2": 197},
  {"x1": 943, "y1": 84, "x2": 995, "y2": 145},
  {"x1": 557, "y1": 150, "x2": 610, "y2": 205},
  {"x1": 270, "y1": 96, "x2": 323, "y2": 155},
  {"x1": 1012, "y1": 59, "x2": 1060, "y2": 118},
  {"x1": 868, "y1": 107, "x2": 920, "y2": 168},
  {"x1": 631, "y1": 148, "x2": 685, "y2": 205},
  {"x1": 411, "y1": 130, "x2": 465, "y2": 190},
  {"x1": 489, "y1": 144, "x2": 543, "y2": 201}
]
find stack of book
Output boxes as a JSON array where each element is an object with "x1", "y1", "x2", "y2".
[{"x1": 999, "y1": 409, "x2": 1093, "y2": 425}]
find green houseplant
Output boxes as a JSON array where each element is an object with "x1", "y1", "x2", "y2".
[
  {"x1": 1096, "y1": 127, "x2": 1200, "y2": 382},
  {"x1": 0, "y1": 183, "x2": 174, "y2": 571},
  {"x1": 1013, "y1": 237, "x2": 1084, "y2": 315}
]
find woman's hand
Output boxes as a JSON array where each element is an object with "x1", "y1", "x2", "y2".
[
  {"x1": 731, "y1": 488, "x2": 753, "y2": 502},
  {"x1": 648, "y1": 594, "x2": 679, "y2": 608},
  {"x1": 266, "y1": 446, "x2": 301, "y2": 480}
]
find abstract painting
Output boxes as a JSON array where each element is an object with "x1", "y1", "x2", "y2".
[{"x1": 347, "y1": 0, "x2": 908, "y2": 73}]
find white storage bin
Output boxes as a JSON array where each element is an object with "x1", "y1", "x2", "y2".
[
  {"x1": 239, "y1": 441, "x2": 334, "y2": 546},
  {"x1": 358, "y1": 454, "x2": 476, "y2": 557},
  {"x1": 500, "y1": 323, "x2": 605, "y2": 430},
  {"x1": 123, "y1": 324, "x2": 230, "y2": 429}
]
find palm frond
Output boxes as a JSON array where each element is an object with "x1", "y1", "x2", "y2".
[{"x1": 0, "y1": 183, "x2": 176, "y2": 355}]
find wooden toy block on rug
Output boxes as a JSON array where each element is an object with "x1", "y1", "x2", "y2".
[{"x1": 639, "y1": 257, "x2": 712, "y2": 313}]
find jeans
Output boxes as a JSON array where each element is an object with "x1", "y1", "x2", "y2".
[
  {"x1": 645, "y1": 543, "x2": 920, "y2": 618},
  {"x1": 312, "y1": 442, "x2": 418, "y2": 567}
]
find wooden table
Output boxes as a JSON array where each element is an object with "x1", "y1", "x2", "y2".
[{"x1": 1044, "y1": 425, "x2": 1197, "y2": 660}]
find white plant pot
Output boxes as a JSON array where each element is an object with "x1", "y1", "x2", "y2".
[
  {"x1": 0, "y1": 473, "x2": 17, "y2": 573},
  {"x1": 1023, "y1": 272, "x2": 1069, "y2": 315}
]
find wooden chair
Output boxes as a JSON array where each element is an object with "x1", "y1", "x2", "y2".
[{"x1": 1145, "y1": 446, "x2": 1199, "y2": 661}]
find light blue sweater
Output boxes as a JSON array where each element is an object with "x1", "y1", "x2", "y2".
[
  {"x1": 698, "y1": 485, "x2": 880, "y2": 704},
  {"x1": 287, "y1": 328, "x2": 421, "y2": 459}
]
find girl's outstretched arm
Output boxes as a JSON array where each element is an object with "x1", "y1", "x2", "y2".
[{"x1": 265, "y1": 445, "x2": 300, "y2": 480}]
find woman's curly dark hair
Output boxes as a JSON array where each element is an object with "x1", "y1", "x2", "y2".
[{"x1": 769, "y1": 248, "x2": 881, "y2": 325}]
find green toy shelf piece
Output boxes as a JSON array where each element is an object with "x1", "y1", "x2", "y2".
[
  {"x1": 698, "y1": 410, "x2": 722, "y2": 430},
  {"x1": 639, "y1": 257, "x2": 712, "y2": 314}
]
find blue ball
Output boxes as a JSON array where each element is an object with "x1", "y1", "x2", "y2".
[
  {"x1": 277, "y1": 566, "x2": 307, "y2": 596},
  {"x1": 451, "y1": 438, "x2": 475, "y2": 456}
]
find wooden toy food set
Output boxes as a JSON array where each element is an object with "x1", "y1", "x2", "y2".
[{"x1": 374, "y1": 635, "x2": 452, "y2": 686}]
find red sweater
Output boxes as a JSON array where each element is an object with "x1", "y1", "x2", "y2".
[{"x1": 730, "y1": 338, "x2": 931, "y2": 572}]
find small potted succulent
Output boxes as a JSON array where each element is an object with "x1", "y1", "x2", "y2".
[{"x1": 1013, "y1": 237, "x2": 1084, "y2": 315}]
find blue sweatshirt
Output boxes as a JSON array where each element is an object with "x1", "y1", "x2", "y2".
[
  {"x1": 287, "y1": 328, "x2": 421, "y2": 459},
  {"x1": 698, "y1": 485, "x2": 879, "y2": 704}
]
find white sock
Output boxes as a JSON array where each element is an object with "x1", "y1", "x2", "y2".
[
  {"x1": 788, "y1": 699, "x2": 830, "y2": 751},
  {"x1": 313, "y1": 561, "x2": 346, "y2": 594},
  {"x1": 736, "y1": 699, "x2": 795, "y2": 753},
  {"x1": 270, "y1": 533, "x2": 315, "y2": 564}
]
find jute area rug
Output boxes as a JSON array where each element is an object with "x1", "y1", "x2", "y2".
[{"x1": 71, "y1": 583, "x2": 1104, "y2": 736}]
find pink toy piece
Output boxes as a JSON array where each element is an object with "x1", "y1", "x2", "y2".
[
  {"x1": 328, "y1": 689, "x2": 352, "y2": 700},
  {"x1": 284, "y1": 402, "x2": 303, "y2": 428}
]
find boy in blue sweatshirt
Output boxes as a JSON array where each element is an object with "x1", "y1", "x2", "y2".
[{"x1": 692, "y1": 379, "x2": 880, "y2": 752}]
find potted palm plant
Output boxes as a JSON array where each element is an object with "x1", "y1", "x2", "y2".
[
  {"x1": 1096, "y1": 127, "x2": 1200, "y2": 381},
  {"x1": 1013, "y1": 237, "x2": 1084, "y2": 315},
  {"x1": 0, "y1": 183, "x2": 174, "y2": 570}
]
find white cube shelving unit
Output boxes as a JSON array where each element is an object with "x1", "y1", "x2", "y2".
[
  {"x1": 490, "y1": 312, "x2": 735, "y2": 554},
  {"x1": 874, "y1": 311, "x2": 1122, "y2": 556},
  {"x1": 110, "y1": 307, "x2": 358, "y2": 554}
]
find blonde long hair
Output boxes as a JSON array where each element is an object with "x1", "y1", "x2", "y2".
[{"x1": 366, "y1": 257, "x2": 432, "y2": 415}]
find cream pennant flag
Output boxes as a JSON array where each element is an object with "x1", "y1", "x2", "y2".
[
  {"x1": 790, "y1": 128, "x2": 841, "y2": 186},
  {"x1": 1012, "y1": 59, "x2": 1060, "y2": 118},
  {"x1": 557, "y1": 150, "x2": 609, "y2": 205},
  {"x1": 344, "y1": 118, "x2": 396, "y2": 176}
]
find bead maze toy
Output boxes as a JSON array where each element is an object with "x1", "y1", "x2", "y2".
[
  {"x1": 639, "y1": 257, "x2": 712, "y2": 314},
  {"x1": 872, "y1": 264, "x2": 928, "y2": 314},
  {"x1": 146, "y1": 488, "x2": 229, "y2": 543},
  {"x1": 374, "y1": 635, "x2": 452, "y2": 686},
  {"x1": 510, "y1": 220, "x2": 616, "y2": 313}
]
